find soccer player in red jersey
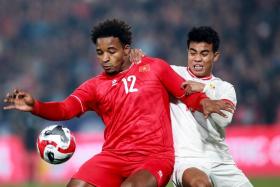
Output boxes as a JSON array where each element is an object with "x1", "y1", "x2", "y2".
[{"x1": 4, "y1": 19, "x2": 233, "y2": 187}]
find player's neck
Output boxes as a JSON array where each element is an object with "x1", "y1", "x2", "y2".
[{"x1": 121, "y1": 58, "x2": 132, "y2": 72}]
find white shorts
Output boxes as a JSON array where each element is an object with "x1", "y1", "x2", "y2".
[{"x1": 172, "y1": 157, "x2": 253, "y2": 187}]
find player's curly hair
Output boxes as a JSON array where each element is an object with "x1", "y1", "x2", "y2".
[
  {"x1": 91, "y1": 19, "x2": 132, "y2": 46},
  {"x1": 187, "y1": 26, "x2": 220, "y2": 52}
]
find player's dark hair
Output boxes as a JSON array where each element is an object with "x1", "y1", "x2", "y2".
[
  {"x1": 187, "y1": 26, "x2": 220, "y2": 52},
  {"x1": 91, "y1": 19, "x2": 132, "y2": 46}
]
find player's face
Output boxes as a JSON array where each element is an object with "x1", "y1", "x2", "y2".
[
  {"x1": 187, "y1": 42, "x2": 220, "y2": 77},
  {"x1": 96, "y1": 36, "x2": 130, "y2": 75}
]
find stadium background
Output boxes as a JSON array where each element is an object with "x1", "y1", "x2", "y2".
[{"x1": 0, "y1": 0, "x2": 279, "y2": 186}]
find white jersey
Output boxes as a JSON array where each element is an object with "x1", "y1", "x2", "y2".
[{"x1": 170, "y1": 65, "x2": 237, "y2": 163}]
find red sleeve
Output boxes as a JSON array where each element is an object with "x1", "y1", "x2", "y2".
[
  {"x1": 154, "y1": 58, "x2": 208, "y2": 111},
  {"x1": 31, "y1": 79, "x2": 97, "y2": 120},
  {"x1": 31, "y1": 96, "x2": 84, "y2": 120},
  {"x1": 179, "y1": 92, "x2": 208, "y2": 111}
]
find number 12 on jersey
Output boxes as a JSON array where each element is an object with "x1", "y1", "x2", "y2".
[{"x1": 122, "y1": 75, "x2": 138, "y2": 94}]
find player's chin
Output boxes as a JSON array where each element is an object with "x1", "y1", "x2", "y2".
[
  {"x1": 105, "y1": 69, "x2": 117, "y2": 75},
  {"x1": 192, "y1": 70, "x2": 204, "y2": 77}
]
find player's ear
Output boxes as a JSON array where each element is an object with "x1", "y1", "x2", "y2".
[
  {"x1": 124, "y1": 44, "x2": 131, "y2": 56},
  {"x1": 213, "y1": 51, "x2": 220, "y2": 62}
]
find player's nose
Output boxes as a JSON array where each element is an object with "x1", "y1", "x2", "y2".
[
  {"x1": 102, "y1": 52, "x2": 110, "y2": 62},
  {"x1": 194, "y1": 55, "x2": 202, "y2": 62}
]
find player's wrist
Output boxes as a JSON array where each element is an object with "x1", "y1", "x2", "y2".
[
  {"x1": 197, "y1": 83, "x2": 205, "y2": 92},
  {"x1": 200, "y1": 98, "x2": 210, "y2": 107},
  {"x1": 194, "y1": 94, "x2": 209, "y2": 112},
  {"x1": 31, "y1": 99, "x2": 40, "y2": 114}
]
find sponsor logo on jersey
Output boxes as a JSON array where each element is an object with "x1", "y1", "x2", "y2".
[{"x1": 112, "y1": 79, "x2": 118, "y2": 86}]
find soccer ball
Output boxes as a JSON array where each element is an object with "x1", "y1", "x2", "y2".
[{"x1": 37, "y1": 125, "x2": 76, "y2": 164}]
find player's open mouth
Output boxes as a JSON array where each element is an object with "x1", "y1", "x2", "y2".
[{"x1": 193, "y1": 65, "x2": 203, "y2": 71}]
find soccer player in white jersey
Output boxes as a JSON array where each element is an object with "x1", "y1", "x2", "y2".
[
  {"x1": 170, "y1": 26, "x2": 253, "y2": 187},
  {"x1": 130, "y1": 27, "x2": 253, "y2": 187}
]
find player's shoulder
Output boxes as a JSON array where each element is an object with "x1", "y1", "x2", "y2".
[
  {"x1": 212, "y1": 76, "x2": 235, "y2": 90},
  {"x1": 140, "y1": 56, "x2": 171, "y2": 74},
  {"x1": 85, "y1": 74, "x2": 102, "y2": 83},
  {"x1": 78, "y1": 73, "x2": 104, "y2": 88},
  {"x1": 142, "y1": 56, "x2": 168, "y2": 65}
]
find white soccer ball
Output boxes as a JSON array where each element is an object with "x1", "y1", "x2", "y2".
[{"x1": 36, "y1": 125, "x2": 76, "y2": 164}]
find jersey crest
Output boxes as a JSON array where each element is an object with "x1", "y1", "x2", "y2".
[{"x1": 139, "y1": 64, "x2": 150, "y2": 72}]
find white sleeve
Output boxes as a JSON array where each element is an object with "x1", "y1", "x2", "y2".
[{"x1": 203, "y1": 80, "x2": 237, "y2": 128}]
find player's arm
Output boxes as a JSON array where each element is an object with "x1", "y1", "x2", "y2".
[
  {"x1": 154, "y1": 59, "x2": 205, "y2": 111},
  {"x1": 204, "y1": 82, "x2": 236, "y2": 127},
  {"x1": 31, "y1": 96, "x2": 85, "y2": 120},
  {"x1": 3, "y1": 89, "x2": 84, "y2": 120},
  {"x1": 4, "y1": 82, "x2": 94, "y2": 121},
  {"x1": 182, "y1": 80, "x2": 236, "y2": 127},
  {"x1": 154, "y1": 59, "x2": 232, "y2": 116},
  {"x1": 210, "y1": 101, "x2": 234, "y2": 127},
  {"x1": 31, "y1": 82, "x2": 95, "y2": 120}
]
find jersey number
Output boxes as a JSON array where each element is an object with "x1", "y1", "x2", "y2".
[{"x1": 122, "y1": 75, "x2": 138, "y2": 94}]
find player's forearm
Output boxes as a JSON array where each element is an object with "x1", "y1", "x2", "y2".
[
  {"x1": 156, "y1": 59, "x2": 208, "y2": 111},
  {"x1": 204, "y1": 97, "x2": 235, "y2": 127},
  {"x1": 203, "y1": 83, "x2": 236, "y2": 127},
  {"x1": 31, "y1": 96, "x2": 83, "y2": 120},
  {"x1": 180, "y1": 92, "x2": 208, "y2": 112},
  {"x1": 158, "y1": 59, "x2": 200, "y2": 99},
  {"x1": 211, "y1": 110, "x2": 233, "y2": 128}
]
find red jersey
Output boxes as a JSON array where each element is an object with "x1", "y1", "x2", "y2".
[{"x1": 32, "y1": 56, "x2": 207, "y2": 158}]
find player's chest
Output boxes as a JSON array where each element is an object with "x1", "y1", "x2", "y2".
[{"x1": 96, "y1": 71, "x2": 162, "y2": 104}]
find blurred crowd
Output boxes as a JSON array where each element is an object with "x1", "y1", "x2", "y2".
[{"x1": 0, "y1": 0, "x2": 280, "y2": 142}]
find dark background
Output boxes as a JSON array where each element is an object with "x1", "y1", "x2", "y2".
[{"x1": 0, "y1": 0, "x2": 279, "y2": 150}]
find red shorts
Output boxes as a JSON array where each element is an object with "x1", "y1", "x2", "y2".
[{"x1": 72, "y1": 151, "x2": 174, "y2": 187}]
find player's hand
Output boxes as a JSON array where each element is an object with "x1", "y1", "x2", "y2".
[
  {"x1": 200, "y1": 98, "x2": 235, "y2": 118},
  {"x1": 129, "y1": 48, "x2": 144, "y2": 64},
  {"x1": 181, "y1": 80, "x2": 205, "y2": 95},
  {"x1": 3, "y1": 89, "x2": 35, "y2": 112}
]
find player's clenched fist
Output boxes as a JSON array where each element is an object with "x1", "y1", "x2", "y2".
[{"x1": 3, "y1": 89, "x2": 35, "y2": 112}]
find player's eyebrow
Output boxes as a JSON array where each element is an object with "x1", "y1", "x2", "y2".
[
  {"x1": 200, "y1": 49, "x2": 210, "y2": 53},
  {"x1": 189, "y1": 48, "x2": 210, "y2": 53},
  {"x1": 188, "y1": 48, "x2": 197, "y2": 52}
]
